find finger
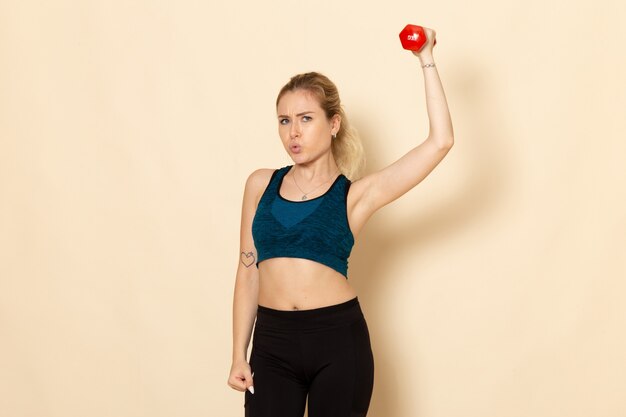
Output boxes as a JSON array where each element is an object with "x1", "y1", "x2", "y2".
[
  {"x1": 247, "y1": 371, "x2": 255, "y2": 384},
  {"x1": 230, "y1": 372, "x2": 249, "y2": 391},
  {"x1": 247, "y1": 371, "x2": 255, "y2": 394},
  {"x1": 227, "y1": 380, "x2": 245, "y2": 392}
]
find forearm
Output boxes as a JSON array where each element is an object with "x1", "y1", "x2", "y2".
[
  {"x1": 418, "y1": 53, "x2": 454, "y2": 148},
  {"x1": 231, "y1": 266, "x2": 259, "y2": 363}
]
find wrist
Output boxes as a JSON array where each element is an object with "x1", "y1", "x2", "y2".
[
  {"x1": 418, "y1": 53, "x2": 434, "y2": 63},
  {"x1": 232, "y1": 349, "x2": 248, "y2": 362},
  {"x1": 233, "y1": 355, "x2": 247, "y2": 363}
]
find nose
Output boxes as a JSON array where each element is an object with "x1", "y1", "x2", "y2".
[{"x1": 289, "y1": 120, "x2": 300, "y2": 139}]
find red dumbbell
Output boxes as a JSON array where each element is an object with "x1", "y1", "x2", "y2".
[{"x1": 399, "y1": 24, "x2": 436, "y2": 52}]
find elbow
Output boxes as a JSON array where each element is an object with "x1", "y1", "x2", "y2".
[{"x1": 437, "y1": 136, "x2": 454, "y2": 150}]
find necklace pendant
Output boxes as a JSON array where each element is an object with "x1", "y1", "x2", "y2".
[{"x1": 301, "y1": 195, "x2": 308, "y2": 201}]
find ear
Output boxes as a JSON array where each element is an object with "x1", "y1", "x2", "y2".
[{"x1": 330, "y1": 114, "x2": 341, "y2": 135}]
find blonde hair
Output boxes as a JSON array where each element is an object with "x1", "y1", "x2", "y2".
[{"x1": 276, "y1": 72, "x2": 366, "y2": 180}]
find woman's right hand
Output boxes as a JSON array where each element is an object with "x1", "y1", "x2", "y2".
[{"x1": 227, "y1": 359, "x2": 254, "y2": 393}]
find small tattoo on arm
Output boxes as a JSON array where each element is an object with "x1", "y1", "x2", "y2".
[{"x1": 240, "y1": 251, "x2": 256, "y2": 268}]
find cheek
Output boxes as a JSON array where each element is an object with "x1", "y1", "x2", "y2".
[
  {"x1": 277, "y1": 125, "x2": 288, "y2": 137},
  {"x1": 314, "y1": 125, "x2": 331, "y2": 141}
]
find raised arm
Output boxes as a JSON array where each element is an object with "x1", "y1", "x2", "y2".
[
  {"x1": 227, "y1": 168, "x2": 271, "y2": 393},
  {"x1": 351, "y1": 28, "x2": 454, "y2": 220}
]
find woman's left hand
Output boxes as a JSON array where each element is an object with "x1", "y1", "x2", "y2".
[{"x1": 412, "y1": 27, "x2": 437, "y2": 59}]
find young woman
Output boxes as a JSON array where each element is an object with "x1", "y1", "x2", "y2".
[{"x1": 227, "y1": 27, "x2": 453, "y2": 417}]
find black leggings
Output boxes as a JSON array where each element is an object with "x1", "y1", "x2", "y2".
[{"x1": 244, "y1": 296, "x2": 375, "y2": 417}]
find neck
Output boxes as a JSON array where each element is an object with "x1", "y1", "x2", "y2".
[{"x1": 292, "y1": 158, "x2": 339, "y2": 183}]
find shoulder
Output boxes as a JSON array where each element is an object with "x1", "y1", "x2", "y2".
[
  {"x1": 243, "y1": 168, "x2": 279, "y2": 201},
  {"x1": 246, "y1": 168, "x2": 275, "y2": 187}
]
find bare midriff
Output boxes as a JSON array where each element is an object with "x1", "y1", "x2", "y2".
[{"x1": 257, "y1": 257, "x2": 357, "y2": 311}]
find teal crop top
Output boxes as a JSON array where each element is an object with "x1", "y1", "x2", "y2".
[{"x1": 251, "y1": 165, "x2": 355, "y2": 278}]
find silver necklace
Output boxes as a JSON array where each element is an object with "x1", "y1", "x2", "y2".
[{"x1": 292, "y1": 167, "x2": 339, "y2": 200}]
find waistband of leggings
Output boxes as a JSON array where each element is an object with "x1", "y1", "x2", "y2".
[{"x1": 255, "y1": 296, "x2": 363, "y2": 330}]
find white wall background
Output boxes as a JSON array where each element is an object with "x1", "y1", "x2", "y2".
[{"x1": 1, "y1": 1, "x2": 625, "y2": 416}]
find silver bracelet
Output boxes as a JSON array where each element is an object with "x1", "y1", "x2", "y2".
[{"x1": 422, "y1": 63, "x2": 436, "y2": 68}]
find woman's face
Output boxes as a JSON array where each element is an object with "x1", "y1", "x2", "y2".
[{"x1": 276, "y1": 89, "x2": 339, "y2": 164}]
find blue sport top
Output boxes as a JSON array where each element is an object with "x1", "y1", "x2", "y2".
[{"x1": 251, "y1": 165, "x2": 355, "y2": 278}]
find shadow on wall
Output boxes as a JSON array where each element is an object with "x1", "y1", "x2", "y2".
[{"x1": 347, "y1": 59, "x2": 512, "y2": 417}]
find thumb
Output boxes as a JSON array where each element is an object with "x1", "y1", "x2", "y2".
[{"x1": 245, "y1": 371, "x2": 255, "y2": 394}]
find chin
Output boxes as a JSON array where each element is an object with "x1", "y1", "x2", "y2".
[{"x1": 289, "y1": 153, "x2": 306, "y2": 162}]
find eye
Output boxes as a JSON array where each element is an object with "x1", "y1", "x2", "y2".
[
  {"x1": 279, "y1": 118, "x2": 290, "y2": 125},
  {"x1": 302, "y1": 116, "x2": 312, "y2": 122}
]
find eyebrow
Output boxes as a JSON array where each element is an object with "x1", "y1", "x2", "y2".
[{"x1": 277, "y1": 111, "x2": 315, "y2": 118}]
